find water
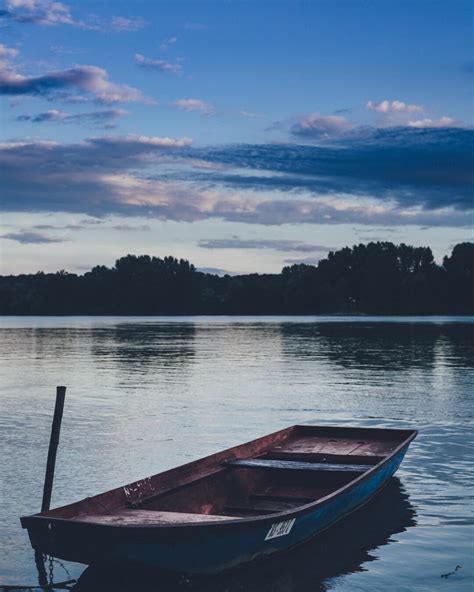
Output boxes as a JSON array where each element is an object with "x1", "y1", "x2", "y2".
[{"x1": 0, "y1": 316, "x2": 473, "y2": 591}]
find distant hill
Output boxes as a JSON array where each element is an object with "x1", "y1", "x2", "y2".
[{"x1": 1, "y1": 242, "x2": 472, "y2": 315}]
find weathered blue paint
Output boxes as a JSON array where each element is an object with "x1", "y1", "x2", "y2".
[{"x1": 99, "y1": 445, "x2": 409, "y2": 573}]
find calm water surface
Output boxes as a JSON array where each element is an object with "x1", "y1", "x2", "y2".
[{"x1": 0, "y1": 316, "x2": 473, "y2": 591}]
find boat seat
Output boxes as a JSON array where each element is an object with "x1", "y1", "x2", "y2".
[
  {"x1": 72, "y1": 509, "x2": 240, "y2": 526},
  {"x1": 227, "y1": 458, "x2": 370, "y2": 473},
  {"x1": 224, "y1": 499, "x2": 302, "y2": 515}
]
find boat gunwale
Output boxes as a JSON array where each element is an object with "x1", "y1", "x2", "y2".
[{"x1": 21, "y1": 425, "x2": 417, "y2": 530}]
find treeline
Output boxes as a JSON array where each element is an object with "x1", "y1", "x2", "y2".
[{"x1": 0, "y1": 242, "x2": 472, "y2": 315}]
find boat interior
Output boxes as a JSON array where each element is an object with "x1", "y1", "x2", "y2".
[{"x1": 42, "y1": 426, "x2": 414, "y2": 526}]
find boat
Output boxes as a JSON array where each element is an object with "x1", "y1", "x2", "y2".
[
  {"x1": 73, "y1": 478, "x2": 416, "y2": 590},
  {"x1": 21, "y1": 424, "x2": 417, "y2": 574}
]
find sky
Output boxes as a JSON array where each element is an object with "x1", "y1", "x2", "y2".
[{"x1": 0, "y1": 0, "x2": 472, "y2": 275}]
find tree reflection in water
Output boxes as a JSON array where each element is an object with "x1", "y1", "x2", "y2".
[
  {"x1": 279, "y1": 322, "x2": 474, "y2": 372},
  {"x1": 91, "y1": 323, "x2": 197, "y2": 372},
  {"x1": 74, "y1": 478, "x2": 416, "y2": 592}
]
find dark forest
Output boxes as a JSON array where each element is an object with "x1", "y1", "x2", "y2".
[{"x1": 1, "y1": 242, "x2": 472, "y2": 315}]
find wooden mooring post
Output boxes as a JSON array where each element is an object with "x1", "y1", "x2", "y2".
[
  {"x1": 35, "y1": 386, "x2": 67, "y2": 586},
  {"x1": 41, "y1": 386, "x2": 67, "y2": 513}
]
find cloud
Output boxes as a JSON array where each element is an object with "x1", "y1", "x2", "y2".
[
  {"x1": 283, "y1": 256, "x2": 324, "y2": 265},
  {"x1": 111, "y1": 224, "x2": 151, "y2": 231},
  {"x1": 189, "y1": 127, "x2": 473, "y2": 211},
  {"x1": 16, "y1": 108, "x2": 129, "y2": 125},
  {"x1": 0, "y1": 230, "x2": 67, "y2": 244},
  {"x1": 16, "y1": 109, "x2": 66, "y2": 122},
  {"x1": 408, "y1": 117, "x2": 459, "y2": 129},
  {"x1": 0, "y1": 44, "x2": 19, "y2": 62},
  {"x1": 49, "y1": 45, "x2": 85, "y2": 55},
  {"x1": 198, "y1": 238, "x2": 335, "y2": 252},
  {"x1": 239, "y1": 110, "x2": 264, "y2": 118},
  {"x1": 77, "y1": 219, "x2": 103, "y2": 227},
  {"x1": 0, "y1": 62, "x2": 151, "y2": 103},
  {"x1": 279, "y1": 103, "x2": 447, "y2": 138},
  {"x1": 357, "y1": 226, "x2": 397, "y2": 235},
  {"x1": 32, "y1": 224, "x2": 81, "y2": 230},
  {"x1": 0, "y1": 134, "x2": 196, "y2": 219},
  {"x1": 134, "y1": 53, "x2": 181, "y2": 75},
  {"x1": 366, "y1": 100, "x2": 423, "y2": 114},
  {"x1": 94, "y1": 135, "x2": 192, "y2": 148},
  {"x1": 207, "y1": 196, "x2": 471, "y2": 227},
  {"x1": 0, "y1": 128, "x2": 471, "y2": 228},
  {"x1": 160, "y1": 36, "x2": 177, "y2": 50},
  {"x1": 291, "y1": 113, "x2": 354, "y2": 139},
  {"x1": 109, "y1": 16, "x2": 145, "y2": 32},
  {"x1": 1, "y1": 0, "x2": 146, "y2": 31},
  {"x1": 172, "y1": 98, "x2": 215, "y2": 116},
  {"x1": 2, "y1": 0, "x2": 73, "y2": 26}
]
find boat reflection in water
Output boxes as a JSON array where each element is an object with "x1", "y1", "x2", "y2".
[{"x1": 73, "y1": 478, "x2": 416, "y2": 592}]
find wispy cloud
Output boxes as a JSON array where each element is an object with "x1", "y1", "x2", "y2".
[
  {"x1": 16, "y1": 108, "x2": 129, "y2": 126},
  {"x1": 95, "y1": 135, "x2": 192, "y2": 148},
  {"x1": 2, "y1": 0, "x2": 74, "y2": 26},
  {"x1": 0, "y1": 43, "x2": 19, "y2": 63},
  {"x1": 109, "y1": 16, "x2": 145, "y2": 32},
  {"x1": 134, "y1": 53, "x2": 181, "y2": 75},
  {"x1": 111, "y1": 224, "x2": 151, "y2": 231},
  {"x1": 160, "y1": 36, "x2": 177, "y2": 50},
  {"x1": 0, "y1": 230, "x2": 68, "y2": 244},
  {"x1": 16, "y1": 109, "x2": 66, "y2": 122},
  {"x1": 49, "y1": 45, "x2": 85, "y2": 55},
  {"x1": 79, "y1": 218, "x2": 103, "y2": 225},
  {"x1": 32, "y1": 224, "x2": 81, "y2": 230},
  {"x1": 239, "y1": 110, "x2": 264, "y2": 118},
  {"x1": 291, "y1": 113, "x2": 354, "y2": 139},
  {"x1": 0, "y1": 60, "x2": 151, "y2": 103},
  {"x1": 1, "y1": 0, "x2": 146, "y2": 31},
  {"x1": 408, "y1": 117, "x2": 459, "y2": 129},
  {"x1": 172, "y1": 98, "x2": 215, "y2": 116},
  {"x1": 283, "y1": 256, "x2": 325, "y2": 265},
  {"x1": 366, "y1": 99, "x2": 423, "y2": 114},
  {"x1": 198, "y1": 238, "x2": 335, "y2": 252}
]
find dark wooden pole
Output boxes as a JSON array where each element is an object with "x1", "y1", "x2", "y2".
[
  {"x1": 41, "y1": 386, "x2": 67, "y2": 513},
  {"x1": 34, "y1": 549, "x2": 48, "y2": 587}
]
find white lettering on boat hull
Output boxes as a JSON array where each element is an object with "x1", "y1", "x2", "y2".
[{"x1": 265, "y1": 518, "x2": 296, "y2": 540}]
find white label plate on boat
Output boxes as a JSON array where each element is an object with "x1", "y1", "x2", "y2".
[{"x1": 265, "y1": 518, "x2": 296, "y2": 540}]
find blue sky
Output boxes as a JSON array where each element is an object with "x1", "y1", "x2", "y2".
[{"x1": 0, "y1": 0, "x2": 472, "y2": 274}]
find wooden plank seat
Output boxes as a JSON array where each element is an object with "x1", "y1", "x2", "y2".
[
  {"x1": 72, "y1": 509, "x2": 240, "y2": 526},
  {"x1": 250, "y1": 493, "x2": 316, "y2": 504},
  {"x1": 227, "y1": 458, "x2": 371, "y2": 473},
  {"x1": 254, "y1": 485, "x2": 333, "y2": 501},
  {"x1": 263, "y1": 451, "x2": 384, "y2": 465},
  {"x1": 224, "y1": 499, "x2": 302, "y2": 515}
]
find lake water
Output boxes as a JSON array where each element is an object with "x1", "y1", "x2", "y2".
[{"x1": 0, "y1": 316, "x2": 473, "y2": 591}]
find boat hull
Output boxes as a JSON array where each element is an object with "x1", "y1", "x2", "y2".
[{"x1": 24, "y1": 443, "x2": 409, "y2": 574}]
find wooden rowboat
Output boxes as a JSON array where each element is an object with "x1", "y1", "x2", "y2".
[{"x1": 21, "y1": 424, "x2": 417, "y2": 574}]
